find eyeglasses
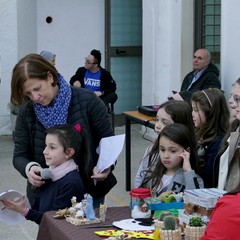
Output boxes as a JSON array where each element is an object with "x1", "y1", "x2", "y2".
[{"x1": 85, "y1": 57, "x2": 97, "y2": 65}]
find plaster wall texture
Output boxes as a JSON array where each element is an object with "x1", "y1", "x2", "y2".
[
  {"x1": 37, "y1": 0, "x2": 105, "y2": 81},
  {"x1": 142, "y1": 0, "x2": 194, "y2": 106},
  {"x1": 221, "y1": 0, "x2": 240, "y2": 99},
  {"x1": 0, "y1": 0, "x2": 18, "y2": 135}
]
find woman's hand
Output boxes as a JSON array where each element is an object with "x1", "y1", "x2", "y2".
[
  {"x1": 91, "y1": 167, "x2": 111, "y2": 182},
  {"x1": 94, "y1": 91, "x2": 102, "y2": 97},
  {"x1": 27, "y1": 165, "x2": 45, "y2": 187},
  {"x1": 179, "y1": 149, "x2": 192, "y2": 172},
  {"x1": 73, "y1": 80, "x2": 81, "y2": 87},
  {"x1": 1, "y1": 196, "x2": 26, "y2": 214}
]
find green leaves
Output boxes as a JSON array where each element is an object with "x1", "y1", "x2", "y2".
[{"x1": 189, "y1": 217, "x2": 204, "y2": 227}]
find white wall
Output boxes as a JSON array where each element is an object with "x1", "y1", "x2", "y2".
[
  {"x1": 221, "y1": 0, "x2": 240, "y2": 99},
  {"x1": 0, "y1": 0, "x2": 18, "y2": 135},
  {"x1": 37, "y1": 0, "x2": 105, "y2": 81},
  {"x1": 142, "y1": 0, "x2": 193, "y2": 106},
  {"x1": 180, "y1": 1, "x2": 194, "y2": 81},
  {"x1": 17, "y1": 0, "x2": 37, "y2": 59},
  {"x1": 0, "y1": 0, "x2": 104, "y2": 135}
]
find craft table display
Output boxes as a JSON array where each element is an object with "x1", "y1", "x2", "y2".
[
  {"x1": 37, "y1": 206, "x2": 150, "y2": 240},
  {"x1": 37, "y1": 188, "x2": 226, "y2": 240}
]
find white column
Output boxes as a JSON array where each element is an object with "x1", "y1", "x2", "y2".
[
  {"x1": 221, "y1": 0, "x2": 240, "y2": 99},
  {"x1": 0, "y1": 0, "x2": 18, "y2": 134},
  {"x1": 142, "y1": 0, "x2": 194, "y2": 106}
]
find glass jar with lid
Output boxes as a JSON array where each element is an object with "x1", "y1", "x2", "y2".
[{"x1": 130, "y1": 188, "x2": 152, "y2": 209}]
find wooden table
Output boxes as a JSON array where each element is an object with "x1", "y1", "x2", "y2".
[
  {"x1": 37, "y1": 207, "x2": 135, "y2": 240},
  {"x1": 123, "y1": 111, "x2": 156, "y2": 191}
]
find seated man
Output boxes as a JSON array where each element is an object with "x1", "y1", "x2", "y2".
[
  {"x1": 180, "y1": 48, "x2": 221, "y2": 92},
  {"x1": 70, "y1": 49, "x2": 117, "y2": 106}
]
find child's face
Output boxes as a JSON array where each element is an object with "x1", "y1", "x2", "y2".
[
  {"x1": 43, "y1": 134, "x2": 68, "y2": 167},
  {"x1": 155, "y1": 108, "x2": 174, "y2": 135},
  {"x1": 159, "y1": 136, "x2": 185, "y2": 174},
  {"x1": 191, "y1": 101, "x2": 206, "y2": 128},
  {"x1": 229, "y1": 84, "x2": 240, "y2": 120}
]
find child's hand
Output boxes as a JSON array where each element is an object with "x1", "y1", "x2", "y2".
[
  {"x1": 179, "y1": 149, "x2": 192, "y2": 172},
  {"x1": 1, "y1": 195, "x2": 26, "y2": 214}
]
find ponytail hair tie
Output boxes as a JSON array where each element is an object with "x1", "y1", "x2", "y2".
[{"x1": 74, "y1": 124, "x2": 81, "y2": 132}]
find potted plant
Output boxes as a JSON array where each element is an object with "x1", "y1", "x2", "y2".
[
  {"x1": 154, "y1": 211, "x2": 173, "y2": 230},
  {"x1": 185, "y1": 217, "x2": 206, "y2": 240},
  {"x1": 160, "y1": 215, "x2": 181, "y2": 240}
]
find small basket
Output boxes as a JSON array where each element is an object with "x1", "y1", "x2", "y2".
[
  {"x1": 160, "y1": 228, "x2": 181, "y2": 240},
  {"x1": 154, "y1": 220, "x2": 164, "y2": 229},
  {"x1": 184, "y1": 225, "x2": 206, "y2": 240}
]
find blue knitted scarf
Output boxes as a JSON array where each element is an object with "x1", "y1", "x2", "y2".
[{"x1": 33, "y1": 74, "x2": 72, "y2": 129}]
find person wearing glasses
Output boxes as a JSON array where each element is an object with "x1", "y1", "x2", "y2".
[
  {"x1": 217, "y1": 78, "x2": 240, "y2": 192},
  {"x1": 70, "y1": 49, "x2": 117, "y2": 106}
]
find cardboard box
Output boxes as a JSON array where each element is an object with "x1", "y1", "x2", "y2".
[{"x1": 183, "y1": 188, "x2": 225, "y2": 209}]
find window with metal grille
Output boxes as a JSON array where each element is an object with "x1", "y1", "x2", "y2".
[{"x1": 195, "y1": 0, "x2": 221, "y2": 66}]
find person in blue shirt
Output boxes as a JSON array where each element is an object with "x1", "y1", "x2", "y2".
[
  {"x1": 1, "y1": 124, "x2": 89, "y2": 224},
  {"x1": 70, "y1": 49, "x2": 117, "y2": 106}
]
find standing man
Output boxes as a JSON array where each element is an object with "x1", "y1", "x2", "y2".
[
  {"x1": 70, "y1": 49, "x2": 117, "y2": 105},
  {"x1": 180, "y1": 49, "x2": 221, "y2": 92}
]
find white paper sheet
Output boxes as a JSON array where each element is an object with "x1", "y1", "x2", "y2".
[
  {"x1": 113, "y1": 219, "x2": 155, "y2": 231},
  {"x1": 96, "y1": 134, "x2": 125, "y2": 173}
]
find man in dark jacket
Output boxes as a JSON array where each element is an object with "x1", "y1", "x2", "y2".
[
  {"x1": 70, "y1": 49, "x2": 117, "y2": 105},
  {"x1": 180, "y1": 49, "x2": 221, "y2": 92}
]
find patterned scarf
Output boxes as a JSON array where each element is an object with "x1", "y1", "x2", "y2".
[{"x1": 33, "y1": 74, "x2": 72, "y2": 129}]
